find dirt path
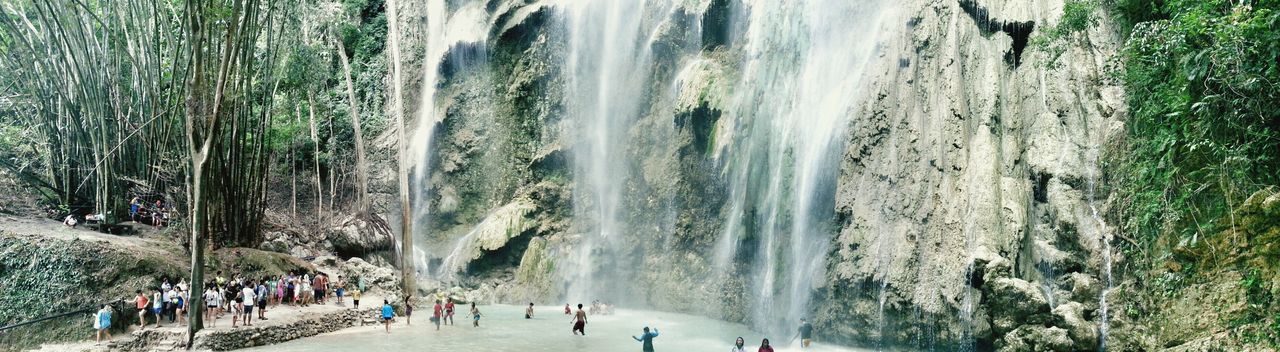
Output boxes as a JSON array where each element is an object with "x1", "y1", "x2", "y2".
[{"x1": 0, "y1": 214, "x2": 182, "y2": 260}]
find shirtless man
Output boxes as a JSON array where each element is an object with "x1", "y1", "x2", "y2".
[
  {"x1": 571, "y1": 303, "x2": 587, "y2": 336},
  {"x1": 525, "y1": 303, "x2": 534, "y2": 319}
]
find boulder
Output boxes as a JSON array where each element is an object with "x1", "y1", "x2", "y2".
[
  {"x1": 340, "y1": 257, "x2": 400, "y2": 295},
  {"x1": 1052, "y1": 301, "x2": 1098, "y2": 348},
  {"x1": 986, "y1": 277, "x2": 1051, "y2": 335},
  {"x1": 999, "y1": 326, "x2": 1073, "y2": 352},
  {"x1": 326, "y1": 215, "x2": 393, "y2": 257}
]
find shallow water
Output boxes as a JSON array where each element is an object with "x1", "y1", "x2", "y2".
[{"x1": 247, "y1": 305, "x2": 871, "y2": 352}]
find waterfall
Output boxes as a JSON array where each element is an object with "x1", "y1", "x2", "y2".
[
  {"x1": 710, "y1": 0, "x2": 890, "y2": 337},
  {"x1": 561, "y1": 0, "x2": 676, "y2": 303},
  {"x1": 1087, "y1": 143, "x2": 1112, "y2": 351},
  {"x1": 407, "y1": 0, "x2": 494, "y2": 276}
]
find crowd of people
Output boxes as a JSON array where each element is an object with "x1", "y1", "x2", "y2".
[
  {"x1": 100, "y1": 269, "x2": 362, "y2": 341},
  {"x1": 100, "y1": 277, "x2": 817, "y2": 351}
]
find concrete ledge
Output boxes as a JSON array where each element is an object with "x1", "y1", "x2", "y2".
[{"x1": 108, "y1": 308, "x2": 371, "y2": 351}]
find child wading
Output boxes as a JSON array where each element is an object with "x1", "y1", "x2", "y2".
[{"x1": 470, "y1": 302, "x2": 481, "y2": 327}]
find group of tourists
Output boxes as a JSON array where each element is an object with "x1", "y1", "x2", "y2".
[
  {"x1": 380, "y1": 295, "x2": 481, "y2": 334},
  {"x1": 61, "y1": 197, "x2": 172, "y2": 228},
  {"x1": 268, "y1": 270, "x2": 347, "y2": 308},
  {"x1": 129, "y1": 277, "x2": 193, "y2": 330},
  {"x1": 129, "y1": 197, "x2": 172, "y2": 226},
  {"x1": 557, "y1": 301, "x2": 816, "y2": 352},
  {"x1": 728, "y1": 318, "x2": 815, "y2": 352},
  {"x1": 103, "y1": 269, "x2": 359, "y2": 340}
]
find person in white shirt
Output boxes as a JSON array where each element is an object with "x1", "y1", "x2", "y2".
[
  {"x1": 166, "y1": 287, "x2": 179, "y2": 323},
  {"x1": 150, "y1": 289, "x2": 163, "y2": 328},
  {"x1": 241, "y1": 282, "x2": 256, "y2": 326},
  {"x1": 204, "y1": 287, "x2": 220, "y2": 327}
]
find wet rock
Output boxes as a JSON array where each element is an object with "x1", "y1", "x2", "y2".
[
  {"x1": 1051, "y1": 301, "x2": 1097, "y2": 348},
  {"x1": 999, "y1": 325, "x2": 1073, "y2": 352},
  {"x1": 1064, "y1": 272, "x2": 1099, "y2": 306},
  {"x1": 986, "y1": 277, "x2": 1051, "y2": 335}
]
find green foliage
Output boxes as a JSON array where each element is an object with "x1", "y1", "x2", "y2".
[
  {"x1": 1107, "y1": 0, "x2": 1170, "y2": 30},
  {"x1": 1032, "y1": 0, "x2": 1099, "y2": 67},
  {"x1": 1112, "y1": 1, "x2": 1280, "y2": 347},
  {"x1": 1231, "y1": 268, "x2": 1278, "y2": 344},
  {"x1": 1114, "y1": 0, "x2": 1280, "y2": 260}
]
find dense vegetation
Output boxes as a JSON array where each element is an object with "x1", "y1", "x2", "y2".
[
  {"x1": 0, "y1": 0, "x2": 404, "y2": 342},
  {"x1": 0, "y1": 0, "x2": 394, "y2": 247},
  {"x1": 1107, "y1": 0, "x2": 1280, "y2": 346}
]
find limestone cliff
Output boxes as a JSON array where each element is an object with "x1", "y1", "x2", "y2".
[
  {"x1": 817, "y1": 0, "x2": 1127, "y2": 349},
  {"x1": 378, "y1": 0, "x2": 1128, "y2": 350}
]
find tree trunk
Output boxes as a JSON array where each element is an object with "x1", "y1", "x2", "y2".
[
  {"x1": 334, "y1": 37, "x2": 369, "y2": 216},
  {"x1": 307, "y1": 92, "x2": 323, "y2": 220},
  {"x1": 384, "y1": 0, "x2": 415, "y2": 295},
  {"x1": 291, "y1": 104, "x2": 299, "y2": 219}
]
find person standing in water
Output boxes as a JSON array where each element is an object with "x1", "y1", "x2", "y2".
[
  {"x1": 570, "y1": 303, "x2": 587, "y2": 336},
  {"x1": 403, "y1": 295, "x2": 413, "y2": 326},
  {"x1": 632, "y1": 327, "x2": 659, "y2": 351},
  {"x1": 470, "y1": 302, "x2": 481, "y2": 327},
  {"x1": 381, "y1": 300, "x2": 394, "y2": 334},
  {"x1": 730, "y1": 337, "x2": 747, "y2": 352},
  {"x1": 564, "y1": 304, "x2": 571, "y2": 315},
  {"x1": 795, "y1": 318, "x2": 814, "y2": 348},
  {"x1": 525, "y1": 303, "x2": 534, "y2": 319},
  {"x1": 444, "y1": 298, "x2": 455, "y2": 325},
  {"x1": 431, "y1": 300, "x2": 443, "y2": 331},
  {"x1": 757, "y1": 338, "x2": 774, "y2": 352}
]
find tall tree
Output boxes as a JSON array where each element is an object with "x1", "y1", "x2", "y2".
[
  {"x1": 385, "y1": 0, "x2": 414, "y2": 295},
  {"x1": 334, "y1": 33, "x2": 370, "y2": 215}
]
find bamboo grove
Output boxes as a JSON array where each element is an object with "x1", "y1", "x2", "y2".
[{"x1": 0, "y1": 0, "x2": 393, "y2": 246}]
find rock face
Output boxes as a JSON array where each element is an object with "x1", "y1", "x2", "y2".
[
  {"x1": 816, "y1": 0, "x2": 1126, "y2": 348},
  {"x1": 340, "y1": 257, "x2": 401, "y2": 296},
  {"x1": 373, "y1": 0, "x2": 1126, "y2": 349},
  {"x1": 325, "y1": 215, "x2": 394, "y2": 257}
]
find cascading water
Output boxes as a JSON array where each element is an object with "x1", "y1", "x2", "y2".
[
  {"x1": 560, "y1": 0, "x2": 674, "y2": 303},
  {"x1": 406, "y1": 0, "x2": 494, "y2": 278},
  {"x1": 1086, "y1": 143, "x2": 1113, "y2": 351},
  {"x1": 711, "y1": 0, "x2": 891, "y2": 337}
]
